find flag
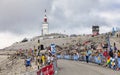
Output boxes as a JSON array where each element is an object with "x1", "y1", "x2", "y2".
[
  {"x1": 51, "y1": 44, "x2": 56, "y2": 55},
  {"x1": 107, "y1": 35, "x2": 112, "y2": 51},
  {"x1": 107, "y1": 56, "x2": 111, "y2": 64}
]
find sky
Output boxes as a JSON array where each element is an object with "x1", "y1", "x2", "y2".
[{"x1": 0, "y1": 0, "x2": 120, "y2": 49}]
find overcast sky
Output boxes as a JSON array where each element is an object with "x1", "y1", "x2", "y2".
[{"x1": 0, "y1": 0, "x2": 120, "y2": 49}]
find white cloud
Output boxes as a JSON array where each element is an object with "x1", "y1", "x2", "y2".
[
  {"x1": 0, "y1": 0, "x2": 120, "y2": 49},
  {"x1": 0, "y1": 32, "x2": 40, "y2": 49},
  {"x1": 0, "y1": 32, "x2": 22, "y2": 49},
  {"x1": 100, "y1": 26, "x2": 112, "y2": 33},
  {"x1": 99, "y1": 12, "x2": 120, "y2": 22}
]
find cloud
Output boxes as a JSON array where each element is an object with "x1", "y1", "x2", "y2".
[
  {"x1": 49, "y1": 0, "x2": 110, "y2": 33},
  {"x1": 0, "y1": 0, "x2": 53, "y2": 34},
  {"x1": 50, "y1": 0, "x2": 120, "y2": 32},
  {"x1": 0, "y1": 32, "x2": 22, "y2": 49},
  {"x1": 0, "y1": 31, "x2": 40, "y2": 49},
  {"x1": 0, "y1": 0, "x2": 120, "y2": 49},
  {"x1": 0, "y1": 0, "x2": 119, "y2": 34}
]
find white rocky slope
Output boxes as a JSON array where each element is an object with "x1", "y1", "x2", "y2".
[{"x1": 5, "y1": 36, "x2": 92, "y2": 50}]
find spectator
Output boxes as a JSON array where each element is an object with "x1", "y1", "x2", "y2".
[
  {"x1": 118, "y1": 50, "x2": 120, "y2": 58},
  {"x1": 86, "y1": 50, "x2": 89, "y2": 63},
  {"x1": 109, "y1": 50, "x2": 113, "y2": 58},
  {"x1": 47, "y1": 54, "x2": 51, "y2": 65},
  {"x1": 37, "y1": 55, "x2": 41, "y2": 69},
  {"x1": 41, "y1": 54, "x2": 45, "y2": 66},
  {"x1": 25, "y1": 57, "x2": 32, "y2": 71}
]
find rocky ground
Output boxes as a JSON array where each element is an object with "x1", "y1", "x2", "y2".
[{"x1": 0, "y1": 50, "x2": 37, "y2": 75}]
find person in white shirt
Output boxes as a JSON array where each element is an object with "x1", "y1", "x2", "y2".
[{"x1": 47, "y1": 54, "x2": 51, "y2": 65}]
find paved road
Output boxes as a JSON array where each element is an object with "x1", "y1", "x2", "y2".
[{"x1": 57, "y1": 60, "x2": 120, "y2": 75}]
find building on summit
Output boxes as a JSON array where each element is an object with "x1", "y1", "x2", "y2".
[
  {"x1": 92, "y1": 26, "x2": 99, "y2": 36},
  {"x1": 42, "y1": 10, "x2": 49, "y2": 36}
]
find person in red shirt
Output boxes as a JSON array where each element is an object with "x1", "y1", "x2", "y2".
[{"x1": 103, "y1": 49, "x2": 108, "y2": 57}]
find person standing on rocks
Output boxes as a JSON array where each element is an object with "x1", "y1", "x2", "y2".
[{"x1": 25, "y1": 57, "x2": 32, "y2": 71}]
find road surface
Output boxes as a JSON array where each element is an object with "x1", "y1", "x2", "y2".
[{"x1": 57, "y1": 60, "x2": 120, "y2": 75}]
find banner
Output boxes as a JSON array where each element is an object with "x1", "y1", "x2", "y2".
[
  {"x1": 107, "y1": 36, "x2": 112, "y2": 51},
  {"x1": 73, "y1": 55, "x2": 79, "y2": 60},
  {"x1": 57, "y1": 55, "x2": 61, "y2": 59},
  {"x1": 37, "y1": 70, "x2": 41, "y2": 75},
  {"x1": 37, "y1": 64, "x2": 54, "y2": 75}
]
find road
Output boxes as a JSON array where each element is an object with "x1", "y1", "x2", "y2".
[{"x1": 57, "y1": 60, "x2": 120, "y2": 75}]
